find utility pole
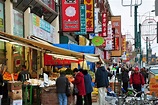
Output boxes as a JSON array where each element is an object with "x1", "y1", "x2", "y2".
[
  {"x1": 138, "y1": 23, "x2": 142, "y2": 67},
  {"x1": 146, "y1": 37, "x2": 148, "y2": 65}
]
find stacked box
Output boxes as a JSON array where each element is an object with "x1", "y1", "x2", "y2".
[
  {"x1": 91, "y1": 94, "x2": 98, "y2": 102},
  {"x1": 8, "y1": 81, "x2": 22, "y2": 105}
]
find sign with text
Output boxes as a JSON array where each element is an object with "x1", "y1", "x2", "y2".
[
  {"x1": 84, "y1": 0, "x2": 94, "y2": 32},
  {"x1": 30, "y1": 14, "x2": 56, "y2": 43},
  {"x1": 75, "y1": 4, "x2": 86, "y2": 35},
  {"x1": 101, "y1": 11, "x2": 107, "y2": 37},
  {"x1": 122, "y1": 35, "x2": 126, "y2": 52},
  {"x1": 94, "y1": 8, "x2": 99, "y2": 33},
  {"x1": 61, "y1": 0, "x2": 80, "y2": 32},
  {"x1": 111, "y1": 16, "x2": 121, "y2": 50}
]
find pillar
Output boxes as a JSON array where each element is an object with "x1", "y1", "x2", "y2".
[{"x1": 5, "y1": 0, "x2": 13, "y2": 73}]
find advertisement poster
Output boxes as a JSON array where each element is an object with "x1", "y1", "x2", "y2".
[
  {"x1": 75, "y1": 4, "x2": 86, "y2": 35},
  {"x1": 0, "y1": 3, "x2": 4, "y2": 32},
  {"x1": 61, "y1": 0, "x2": 80, "y2": 32},
  {"x1": 13, "y1": 10, "x2": 23, "y2": 37},
  {"x1": 84, "y1": 0, "x2": 94, "y2": 32},
  {"x1": 30, "y1": 14, "x2": 56, "y2": 43}
]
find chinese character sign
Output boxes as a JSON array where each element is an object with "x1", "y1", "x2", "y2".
[
  {"x1": 122, "y1": 35, "x2": 126, "y2": 52},
  {"x1": 84, "y1": 0, "x2": 94, "y2": 32},
  {"x1": 75, "y1": 4, "x2": 86, "y2": 35},
  {"x1": 111, "y1": 16, "x2": 121, "y2": 50},
  {"x1": 61, "y1": 0, "x2": 80, "y2": 32},
  {"x1": 102, "y1": 11, "x2": 107, "y2": 37}
]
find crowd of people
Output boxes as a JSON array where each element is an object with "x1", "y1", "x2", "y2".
[{"x1": 0, "y1": 62, "x2": 150, "y2": 105}]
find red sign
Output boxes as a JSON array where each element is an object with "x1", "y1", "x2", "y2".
[
  {"x1": 44, "y1": 54, "x2": 80, "y2": 65},
  {"x1": 84, "y1": 0, "x2": 94, "y2": 32},
  {"x1": 115, "y1": 37, "x2": 119, "y2": 50},
  {"x1": 102, "y1": 11, "x2": 107, "y2": 37},
  {"x1": 61, "y1": 0, "x2": 80, "y2": 32}
]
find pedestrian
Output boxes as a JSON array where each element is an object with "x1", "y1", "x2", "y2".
[
  {"x1": 0, "y1": 67, "x2": 4, "y2": 105},
  {"x1": 56, "y1": 71, "x2": 69, "y2": 105},
  {"x1": 82, "y1": 70, "x2": 93, "y2": 105},
  {"x1": 17, "y1": 65, "x2": 31, "y2": 82},
  {"x1": 129, "y1": 67, "x2": 145, "y2": 97},
  {"x1": 140, "y1": 67, "x2": 147, "y2": 84},
  {"x1": 121, "y1": 67, "x2": 129, "y2": 93},
  {"x1": 95, "y1": 62, "x2": 109, "y2": 105},
  {"x1": 73, "y1": 68, "x2": 86, "y2": 105}
]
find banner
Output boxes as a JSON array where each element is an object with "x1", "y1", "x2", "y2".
[
  {"x1": 75, "y1": 4, "x2": 86, "y2": 35},
  {"x1": 84, "y1": 0, "x2": 94, "y2": 32},
  {"x1": 122, "y1": 35, "x2": 126, "y2": 52},
  {"x1": 61, "y1": 0, "x2": 80, "y2": 32}
]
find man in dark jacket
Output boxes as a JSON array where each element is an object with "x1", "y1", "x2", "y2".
[
  {"x1": 95, "y1": 62, "x2": 109, "y2": 105},
  {"x1": 121, "y1": 67, "x2": 129, "y2": 93},
  {"x1": 17, "y1": 65, "x2": 31, "y2": 82},
  {"x1": 56, "y1": 72, "x2": 68, "y2": 105}
]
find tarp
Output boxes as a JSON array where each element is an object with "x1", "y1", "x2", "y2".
[{"x1": 53, "y1": 44, "x2": 95, "y2": 54}]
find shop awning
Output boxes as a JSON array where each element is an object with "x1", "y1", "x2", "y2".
[{"x1": 0, "y1": 32, "x2": 99, "y2": 60}]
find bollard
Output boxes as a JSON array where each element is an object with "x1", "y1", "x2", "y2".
[
  {"x1": 118, "y1": 97, "x2": 123, "y2": 105},
  {"x1": 136, "y1": 97, "x2": 141, "y2": 105}
]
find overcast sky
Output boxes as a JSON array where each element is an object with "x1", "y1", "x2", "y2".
[{"x1": 109, "y1": 0, "x2": 158, "y2": 55}]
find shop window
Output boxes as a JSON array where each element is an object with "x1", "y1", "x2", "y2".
[{"x1": 13, "y1": 45, "x2": 25, "y2": 72}]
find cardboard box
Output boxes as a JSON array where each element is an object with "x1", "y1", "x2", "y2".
[
  {"x1": 8, "y1": 81, "x2": 22, "y2": 91},
  {"x1": 8, "y1": 90, "x2": 22, "y2": 100},
  {"x1": 10, "y1": 99, "x2": 22, "y2": 105}
]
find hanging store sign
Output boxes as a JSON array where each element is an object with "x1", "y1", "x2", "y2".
[
  {"x1": 84, "y1": 0, "x2": 94, "y2": 32},
  {"x1": 30, "y1": 13, "x2": 56, "y2": 43},
  {"x1": 61, "y1": 0, "x2": 80, "y2": 32},
  {"x1": 75, "y1": 4, "x2": 86, "y2": 35},
  {"x1": 101, "y1": 11, "x2": 107, "y2": 37},
  {"x1": 122, "y1": 35, "x2": 126, "y2": 52},
  {"x1": 94, "y1": 8, "x2": 99, "y2": 33},
  {"x1": 111, "y1": 16, "x2": 121, "y2": 50}
]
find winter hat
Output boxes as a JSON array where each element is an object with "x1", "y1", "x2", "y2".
[{"x1": 135, "y1": 67, "x2": 139, "y2": 71}]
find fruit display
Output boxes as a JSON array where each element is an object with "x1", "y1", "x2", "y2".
[
  {"x1": 88, "y1": 70, "x2": 95, "y2": 79},
  {"x1": 3, "y1": 72, "x2": 19, "y2": 81},
  {"x1": 92, "y1": 87, "x2": 98, "y2": 94}
]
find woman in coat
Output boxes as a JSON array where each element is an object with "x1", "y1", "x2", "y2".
[{"x1": 73, "y1": 68, "x2": 86, "y2": 105}]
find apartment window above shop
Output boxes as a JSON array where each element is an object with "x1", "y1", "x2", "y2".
[{"x1": 12, "y1": 0, "x2": 58, "y2": 23}]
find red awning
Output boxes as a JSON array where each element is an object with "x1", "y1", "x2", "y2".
[{"x1": 44, "y1": 54, "x2": 81, "y2": 66}]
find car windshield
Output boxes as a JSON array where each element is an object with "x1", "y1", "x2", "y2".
[{"x1": 150, "y1": 68, "x2": 158, "y2": 74}]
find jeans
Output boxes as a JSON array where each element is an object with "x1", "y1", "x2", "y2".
[
  {"x1": 98, "y1": 87, "x2": 107, "y2": 105},
  {"x1": 58, "y1": 93, "x2": 67, "y2": 105}
]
